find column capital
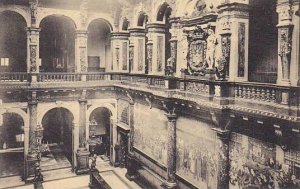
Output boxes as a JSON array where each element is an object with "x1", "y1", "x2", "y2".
[
  {"x1": 75, "y1": 30, "x2": 88, "y2": 35},
  {"x1": 78, "y1": 98, "x2": 87, "y2": 104},
  {"x1": 128, "y1": 28, "x2": 146, "y2": 37},
  {"x1": 111, "y1": 32, "x2": 130, "y2": 40},
  {"x1": 166, "y1": 113, "x2": 177, "y2": 121},
  {"x1": 212, "y1": 128, "x2": 230, "y2": 141},
  {"x1": 146, "y1": 23, "x2": 166, "y2": 34}
]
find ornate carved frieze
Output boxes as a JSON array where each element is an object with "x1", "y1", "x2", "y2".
[
  {"x1": 115, "y1": 47, "x2": 120, "y2": 70},
  {"x1": 30, "y1": 45, "x2": 37, "y2": 72},
  {"x1": 216, "y1": 34, "x2": 231, "y2": 80},
  {"x1": 166, "y1": 40, "x2": 177, "y2": 76},
  {"x1": 30, "y1": 0, "x2": 38, "y2": 27},
  {"x1": 129, "y1": 44, "x2": 134, "y2": 72},
  {"x1": 137, "y1": 39, "x2": 143, "y2": 71},
  {"x1": 157, "y1": 36, "x2": 164, "y2": 72},
  {"x1": 146, "y1": 42, "x2": 153, "y2": 73},
  {"x1": 122, "y1": 42, "x2": 128, "y2": 70},
  {"x1": 278, "y1": 26, "x2": 293, "y2": 80},
  {"x1": 238, "y1": 22, "x2": 245, "y2": 77},
  {"x1": 80, "y1": 0, "x2": 88, "y2": 28},
  {"x1": 80, "y1": 47, "x2": 87, "y2": 72}
]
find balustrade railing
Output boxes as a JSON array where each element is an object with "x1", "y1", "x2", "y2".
[
  {"x1": 0, "y1": 72, "x2": 29, "y2": 82},
  {"x1": 0, "y1": 72, "x2": 298, "y2": 109},
  {"x1": 234, "y1": 83, "x2": 277, "y2": 103},
  {"x1": 38, "y1": 73, "x2": 81, "y2": 82}
]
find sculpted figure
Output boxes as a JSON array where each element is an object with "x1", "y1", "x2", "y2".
[
  {"x1": 206, "y1": 29, "x2": 217, "y2": 69},
  {"x1": 278, "y1": 29, "x2": 292, "y2": 80}
]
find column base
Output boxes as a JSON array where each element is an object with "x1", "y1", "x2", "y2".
[
  {"x1": 161, "y1": 181, "x2": 177, "y2": 189},
  {"x1": 75, "y1": 147, "x2": 90, "y2": 175},
  {"x1": 125, "y1": 155, "x2": 138, "y2": 181}
]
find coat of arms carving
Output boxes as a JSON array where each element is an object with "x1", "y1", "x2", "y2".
[{"x1": 185, "y1": 26, "x2": 208, "y2": 76}]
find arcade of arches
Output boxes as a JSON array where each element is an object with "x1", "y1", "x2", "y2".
[{"x1": 0, "y1": 0, "x2": 299, "y2": 189}]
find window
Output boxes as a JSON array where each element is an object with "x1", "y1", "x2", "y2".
[{"x1": 0, "y1": 58, "x2": 9, "y2": 66}]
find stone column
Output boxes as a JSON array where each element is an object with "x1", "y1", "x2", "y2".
[
  {"x1": 126, "y1": 101, "x2": 138, "y2": 180},
  {"x1": 162, "y1": 113, "x2": 177, "y2": 189},
  {"x1": 75, "y1": 30, "x2": 88, "y2": 81},
  {"x1": 110, "y1": 32, "x2": 130, "y2": 73},
  {"x1": 146, "y1": 24, "x2": 166, "y2": 75},
  {"x1": 212, "y1": 128, "x2": 230, "y2": 189},
  {"x1": 27, "y1": 28, "x2": 40, "y2": 82},
  {"x1": 217, "y1": 2, "x2": 249, "y2": 82},
  {"x1": 25, "y1": 91, "x2": 38, "y2": 180},
  {"x1": 128, "y1": 28, "x2": 146, "y2": 74},
  {"x1": 76, "y1": 95, "x2": 90, "y2": 174},
  {"x1": 276, "y1": 0, "x2": 295, "y2": 86}
]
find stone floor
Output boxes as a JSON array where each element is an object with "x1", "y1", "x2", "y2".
[{"x1": 0, "y1": 148, "x2": 142, "y2": 189}]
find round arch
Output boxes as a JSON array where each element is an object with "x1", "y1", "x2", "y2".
[
  {"x1": 136, "y1": 11, "x2": 148, "y2": 27},
  {"x1": 87, "y1": 103, "x2": 116, "y2": 121},
  {"x1": 0, "y1": 108, "x2": 28, "y2": 127},
  {"x1": 38, "y1": 13, "x2": 78, "y2": 29},
  {"x1": 0, "y1": 8, "x2": 30, "y2": 27},
  {"x1": 37, "y1": 104, "x2": 77, "y2": 126},
  {"x1": 120, "y1": 17, "x2": 130, "y2": 31},
  {"x1": 86, "y1": 16, "x2": 114, "y2": 32},
  {"x1": 155, "y1": 2, "x2": 172, "y2": 22}
]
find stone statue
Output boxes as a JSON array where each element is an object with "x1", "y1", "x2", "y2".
[
  {"x1": 206, "y1": 29, "x2": 217, "y2": 69},
  {"x1": 166, "y1": 57, "x2": 175, "y2": 76},
  {"x1": 90, "y1": 154, "x2": 97, "y2": 170},
  {"x1": 278, "y1": 29, "x2": 292, "y2": 80}
]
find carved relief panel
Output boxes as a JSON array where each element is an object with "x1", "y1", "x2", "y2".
[
  {"x1": 238, "y1": 23, "x2": 245, "y2": 77},
  {"x1": 129, "y1": 45, "x2": 134, "y2": 72},
  {"x1": 278, "y1": 27, "x2": 293, "y2": 80},
  {"x1": 122, "y1": 42, "x2": 128, "y2": 70},
  {"x1": 186, "y1": 27, "x2": 208, "y2": 76},
  {"x1": 30, "y1": 45, "x2": 37, "y2": 72}
]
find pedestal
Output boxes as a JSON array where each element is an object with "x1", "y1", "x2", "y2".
[
  {"x1": 75, "y1": 147, "x2": 90, "y2": 175},
  {"x1": 125, "y1": 155, "x2": 138, "y2": 181}
]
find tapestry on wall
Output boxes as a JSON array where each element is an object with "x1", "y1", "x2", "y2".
[
  {"x1": 176, "y1": 117, "x2": 217, "y2": 189},
  {"x1": 133, "y1": 103, "x2": 168, "y2": 166},
  {"x1": 229, "y1": 132, "x2": 300, "y2": 189}
]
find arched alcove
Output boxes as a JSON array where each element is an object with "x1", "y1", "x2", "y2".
[
  {"x1": 39, "y1": 15, "x2": 76, "y2": 72},
  {"x1": 88, "y1": 107, "x2": 112, "y2": 156},
  {"x1": 87, "y1": 19, "x2": 111, "y2": 72},
  {"x1": 0, "y1": 113, "x2": 24, "y2": 178},
  {"x1": 41, "y1": 107, "x2": 74, "y2": 168},
  {"x1": 0, "y1": 11, "x2": 27, "y2": 72},
  {"x1": 121, "y1": 18, "x2": 130, "y2": 31},
  {"x1": 137, "y1": 12, "x2": 148, "y2": 27},
  {"x1": 248, "y1": 0, "x2": 278, "y2": 83}
]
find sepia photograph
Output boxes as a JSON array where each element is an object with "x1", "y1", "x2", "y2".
[{"x1": 0, "y1": 0, "x2": 299, "y2": 188}]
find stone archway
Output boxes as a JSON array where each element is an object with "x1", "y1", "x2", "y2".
[
  {"x1": 87, "y1": 19, "x2": 112, "y2": 72},
  {"x1": 0, "y1": 11, "x2": 27, "y2": 72},
  {"x1": 40, "y1": 107, "x2": 74, "y2": 171},
  {"x1": 39, "y1": 15, "x2": 76, "y2": 72},
  {"x1": 0, "y1": 112, "x2": 25, "y2": 178},
  {"x1": 88, "y1": 107, "x2": 112, "y2": 158}
]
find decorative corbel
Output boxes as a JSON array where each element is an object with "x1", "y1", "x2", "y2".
[
  {"x1": 126, "y1": 91, "x2": 134, "y2": 104},
  {"x1": 211, "y1": 111, "x2": 233, "y2": 131},
  {"x1": 144, "y1": 95, "x2": 152, "y2": 109},
  {"x1": 162, "y1": 101, "x2": 176, "y2": 115}
]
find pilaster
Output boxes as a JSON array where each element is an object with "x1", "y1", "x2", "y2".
[
  {"x1": 75, "y1": 30, "x2": 88, "y2": 81},
  {"x1": 26, "y1": 28, "x2": 40, "y2": 82},
  {"x1": 129, "y1": 28, "x2": 146, "y2": 74},
  {"x1": 276, "y1": 0, "x2": 296, "y2": 86},
  {"x1": 146, "y1": 23, "x2": 166, "y2": 75},
  {"x1": 110, "y1": 32, "x2": 130, "y2": 73},
  {"x1": 217, "y1": 3, "x2": 250, "y2": 82},
  {"x1": 166, "y1": 18, "x2": 180, "y2": 77}
]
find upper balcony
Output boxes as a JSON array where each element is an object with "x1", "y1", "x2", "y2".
[{"x1": 0, "y1": 72, "x2": 299, "y2": 122}]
